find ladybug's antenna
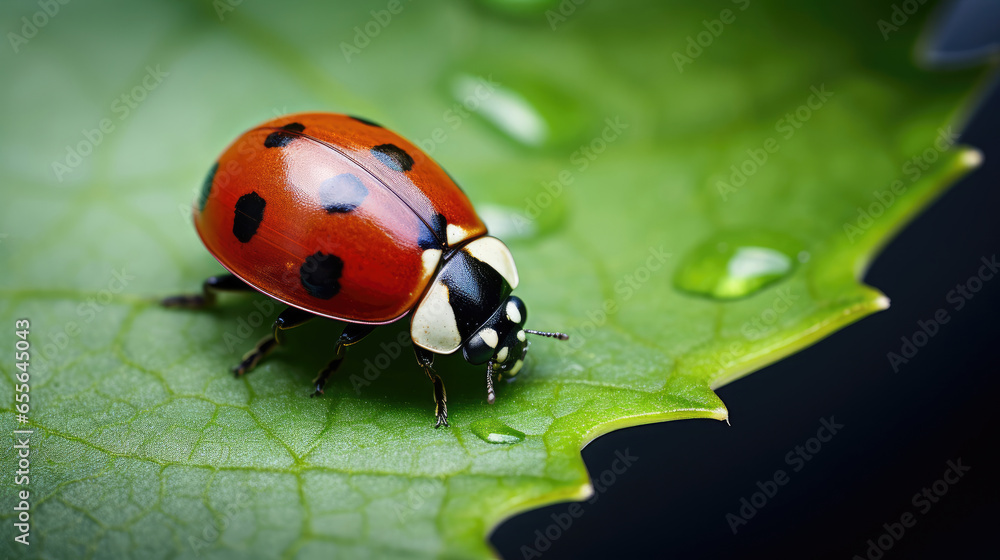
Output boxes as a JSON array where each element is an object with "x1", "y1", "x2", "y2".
[{"x1": 524, "y1": 329, "x2": 569, "y2": 341}]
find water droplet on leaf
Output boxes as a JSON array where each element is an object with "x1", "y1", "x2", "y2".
[
  {"x1": 470, "y1": 418, "x2": 526, "y2": 444},
  {"x1": 673, "y1": 231, "x2": 802, "y2": 299},
  {"x1": 451, "y1": 74, "x2": 548, "y2": 146},
  {"x1": 478, "y1": 203, "x2": 538, "y2": 240},
  {"x1": 449, "y1": 72, "x2": 590, "y2": 149}
]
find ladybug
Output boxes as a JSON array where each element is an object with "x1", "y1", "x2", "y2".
[{"x1": 163, "y1": 113, "x2": 568, "y2": 427}]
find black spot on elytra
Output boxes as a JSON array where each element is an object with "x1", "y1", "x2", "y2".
[
  {"x1": 300, "y1": 252, "x2": 344, "y2": 299},
  {"x1": 232, "y1": 192, "x2": 266, "y2": 243},
  {"x1": 417, "y1": 213, "x2": 448, "y2": 250},
  {"x1": 264, "y1": 122, "x2": 306, "y2": 148},
  {"x1": 371, "y1": 143, "x2": 413, "y2": 172},
  {"x1": 319, "y1": 173, "x2": 368, "y2": 213},
  {"x1": 198, "y1": 162, "x2": 218, "y2": 211},
  {"x1": 350, "y1": 115, "x2": 382, "y2": 128}
]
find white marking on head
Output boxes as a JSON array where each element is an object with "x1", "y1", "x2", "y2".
[
  {"x1": 479, "y1": 327, "x2": 499, "y2": 348},
  {"x1": 411, "y1": 281, "x2": 462, "y2": 353},
  {"x1": 497, "y1": 346, "x2": 509, "y2": 363},
  {"x1": 505, "y1": 300, "x2": 522, "y2": 324},
  {"x1": 517, "y1": 330, "x2": 526, "y2": 342},
  {"x1": 421, "y1": 249, "x2": 442, "y2": 281},
  {"x1": 463, "y1": 236, "x2": 519, "y2": 288},
  {"x1": 509, "y1": 359, "x2": 524, "y2": 376},
  {"x1": 446, "y1": 223, "x2": 471, "y2": 246}
]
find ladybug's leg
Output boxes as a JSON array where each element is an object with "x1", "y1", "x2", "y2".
[
  {"x1": 414, "y1": 347, "x2": 448, "y2": 428},
  {"x1": 311, "y1": 324, "x2": 377, "y2": 397},
  {"x1": 233, "y1": 306, "x2": 316, "y2": 376},
  {"x1": 161, "y1": 274, "x2": 252, "y2": 309},
  {"x1": 486, "y1": 359, "x2": 497, "y2": 405}
]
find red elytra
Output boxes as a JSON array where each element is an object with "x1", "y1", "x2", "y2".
[{"x1": 194, "y1": 112, "x2": 487, "y2": 324}]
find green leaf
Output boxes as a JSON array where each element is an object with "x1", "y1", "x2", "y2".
[{"x1": 0, "y1": 0, "x2": 984, "y2": 558}]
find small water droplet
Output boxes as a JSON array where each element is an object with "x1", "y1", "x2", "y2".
[
  {"x1": 477, "y1": 203, "x2": 538, "y2": 240},
  {"x1": 452, "y1": 74, "x2": 548, "y2": 146},
  {"x1": 470, "y1": 418, "x2": 525, "y2": 444},
  {"x1": 462, "y1": 160, "x2": 569, "y2": 241},
  {"x1": 449, "y1": 72, "x2": 591, "y2": 149},
  {"x1": 674, "y1": 231, "x2": 803, "y2": 299}
]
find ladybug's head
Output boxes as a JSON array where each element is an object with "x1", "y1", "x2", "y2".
[{"x1": 461, "y1": 296, "x2": 568, "y2": 404}]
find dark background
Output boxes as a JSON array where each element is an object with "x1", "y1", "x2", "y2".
[{"x1": 493, "y1": 6, "x2": 1000, "y2": 559}]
